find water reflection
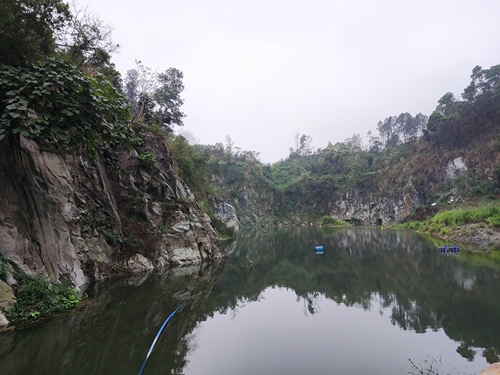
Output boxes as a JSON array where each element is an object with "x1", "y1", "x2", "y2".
[
  {"x1": 185, "y1": 287, "x2": 482, "y2": 375},
  {"x1": 0, "y1": 227, "x2": 499, "y2": 374},
  {"x1": 211, "y1": 227, "x2": 500, "y2": 365},
  {"x1": 0, "y1": 261, "x2": 226, "y2": 375}
]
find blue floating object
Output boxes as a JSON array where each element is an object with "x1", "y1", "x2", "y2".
[
  {"x1": 315, "y1": 246, "x2": 324, "y2": 251},
  {"x1": 437, "y1": 245, "x2": 460, "y2": 255}
]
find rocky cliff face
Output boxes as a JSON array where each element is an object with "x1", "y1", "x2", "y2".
[
  {"x1": 0, "y1": 135, "x2": 226, "y2": 292},
  {"x1": 328, "y1": 177, "x2": 423, "y2": 225}
]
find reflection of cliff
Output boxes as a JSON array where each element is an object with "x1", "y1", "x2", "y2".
[
  {"x1": 2, "y1": 228, "x2": 499, "y2": 373},
  {"x1": 0, "y1": 261, "x2": 226, "y2": 375},
  {"x1": 208, "y1": 227, "x2": 500, "y2": 363}
]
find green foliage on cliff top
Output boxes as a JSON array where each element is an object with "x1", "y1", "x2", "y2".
[{"x1": 0, "y1": 57, "x2": 136, "y2": 154}]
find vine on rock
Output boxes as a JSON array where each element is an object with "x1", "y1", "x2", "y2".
[{"x1": 0, "y1": 57, "x2": 136, "y2": 155}]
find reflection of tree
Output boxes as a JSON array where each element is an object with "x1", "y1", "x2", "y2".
[
  {"x1": 208, "y1": 227, "x2": 500, "y2": 364},
  {"x1": 2, "y1": 228, "x2": 500, "y2": 374},
  {"x1": 303, "y1": 292, "x2": 321, "y2": 316}
]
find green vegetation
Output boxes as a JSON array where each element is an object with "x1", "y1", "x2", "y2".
[
  {"x1": 392, "y1": 204, "x2": 500, "y2": 238},
  {"x1": 0, "y1": 57, "x2": 135, "y2": 154},
  {"x1": 317, "y1": 216, "x2": 349, "y2": 227},
  {"x1": 0, "y1": 0, "x2": 71, "y2": 66},
  {"x1": 97, "y1": 227, "x2": 120, "y2": 247},
  {"x1": 431, "y1": 206, "x2": 500, "y2": 227},
  {"x1": 0, "y1": 257, "x2": 80, "y2": 322}
]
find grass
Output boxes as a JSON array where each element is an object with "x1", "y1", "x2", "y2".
[
  {"x1": 391, "y1": 203, "x2": 500, "y2": 234},
  {"x1": 430, "y1": 206, "x2": 500, "y2": 227},
  {"x1": 317, "y1": 216, "x2": 350, "y2": 227}
]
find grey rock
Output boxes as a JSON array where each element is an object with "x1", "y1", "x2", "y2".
[
  {"x1": 215, "y1": 199, "x2": 241, "y2": 232},
  {"x1": 0, "y1": 134, "x2": 226, "y2": 292},
  {"x1": 0, "y1": 280, "x2": 16, "y2": 311},
  {"x1": 124, "y1": 254, "x2": 154, "y2": 274},
  {"x1": 0, "y1": 312, "x2": 8, "y2": 328}
]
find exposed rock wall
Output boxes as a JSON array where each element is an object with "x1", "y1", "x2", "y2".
[
  {"x1": 0, "y1": 135, "x2": 225, "y2": 292},
  {"x1": 328, "y1": 177, "x2": 423, "y2": 225}
]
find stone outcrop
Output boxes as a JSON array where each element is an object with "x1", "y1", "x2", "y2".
[
  {"x1": 0, "y1": 135, "x2": 226, "y2": 292},
  {"x1": 214, "y1": 198, "x2": 241, "y2": 233},
  {"x1": 328, "y1": 181, "x2": 422, "y2": 225},
  {"x1": 0, "y1": 280, "x2": 15, "y2": 328}
]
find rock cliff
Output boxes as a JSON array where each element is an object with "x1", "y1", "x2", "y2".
[
  {"x1": 328, "y1": 177, "x2": 423, "y2": 225},
  {"x1": 0, "y1": 135, "x2": 226, "y2": 292}
]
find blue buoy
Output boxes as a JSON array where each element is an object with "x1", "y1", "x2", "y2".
[
  {"x1": 437, "y1": 245, "x2": 460, "y2": 255},
  {"x1": 315, "y1": 246, "x2": 324, "y2": 254}
]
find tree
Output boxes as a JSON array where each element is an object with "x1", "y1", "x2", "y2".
[
  {"x1": 123, "y1": 69, "x2": 139, "y2": 113},
  {"x1": 0, "y1": 0, "x2": 71, "y2": 65},
  {"x1": 137, "y1": 92, "x2": 158, "y2": 126},
  {"x1": 224, "y1": 135, "x2": 235, "y2": 158},
  {"x1": 436, "y1": 92, "x2": 456, "y2": 116},
  {"x1": 177, "y1": 129, "x2": 199, "y2": 145},
  {"x1": 154, "y1": 67, "x2": 185, "y2": 133},
  {"x1": 56, "y1": 3, "x2": 119, "y2": 74},
  {"x1": 299, "y1": 134, "x2": 313, "y2": 155},
  {"x1": 345, "y1": 133, "x2": 363, "y2": 151},
  {"x1": 123, "y1": 62, "x2": 186, "y2": 131},
  {"x1": 367, "y1": 130, "x2": 382, "y2": 153}
]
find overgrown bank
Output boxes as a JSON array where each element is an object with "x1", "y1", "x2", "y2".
[{"x1": 392, "y1": 202, "x2": 500, "y2": 249}]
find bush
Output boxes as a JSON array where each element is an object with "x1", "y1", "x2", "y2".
[
  {"x1": 318, "y1": 216, "x2": 349, "y2": 226},
  {"x1": 487, "y1": 215, "x2": 500, "y2": 227},
  {"x1": 0, "y1": 57, "x2": 136, "y2": 155},
  {"x1": 6, "y1": 268, "x2": 80, "y2": 321}
]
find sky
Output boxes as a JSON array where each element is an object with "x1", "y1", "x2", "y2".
[{"x1": 83, "y1": 0, "x2": 500, "y2": 163}]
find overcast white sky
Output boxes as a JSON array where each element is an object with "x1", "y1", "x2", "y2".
[{"x1": 84, "y1": 0, "x2": 500, "y2": 163}]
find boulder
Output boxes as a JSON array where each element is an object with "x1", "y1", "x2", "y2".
[{"x1": 214, "y1": 198, "x2": 241, "y2": 233}]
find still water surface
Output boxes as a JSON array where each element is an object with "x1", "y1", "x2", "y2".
[{"x1": 1, "y1": 227, "x2": 500, "y2": 374}]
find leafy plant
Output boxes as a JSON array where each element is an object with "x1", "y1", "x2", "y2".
[
  {"x1": 137, "y1": 150, "x2": 157, "y2": 166},
  {"x1": 5, "y1": 263, "x2": 81, "y2": 322},
  {"x1": 0, "y1": 57, "x2": 137, "y2": 155}
]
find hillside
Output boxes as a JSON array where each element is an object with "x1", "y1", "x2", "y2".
[{"x1": 178, "y1": 63, "x2": 500, "y2": 247}]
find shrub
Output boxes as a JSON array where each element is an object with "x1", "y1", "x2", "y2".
[
  {"x1": 6, "y1": 265, "x2": 80, "y2": 322},
  {"x1": 318, "y1": 216, "x2": 349, "y2": 226},
  {"x1": 0, "y1": 57, "x2": 136, "y2": 155}
]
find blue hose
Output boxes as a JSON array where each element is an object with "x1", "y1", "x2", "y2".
[{"x1": 137, "y1": 301, "x2": 186, "y2": 375}]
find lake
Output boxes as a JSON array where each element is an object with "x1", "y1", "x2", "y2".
[{"x1": 1, "y1": 226, "x2": 499, "y2": 374}]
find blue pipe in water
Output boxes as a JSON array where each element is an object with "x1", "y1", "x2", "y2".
[{"x1": 137, "y1": 301, "x2": 186, "y2": 375}]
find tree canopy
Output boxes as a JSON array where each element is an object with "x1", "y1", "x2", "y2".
[
  {"x1": 123, "y1": 62, "x2": 186, "y2": 132},
  {"x1": 0, "y1": 0, "x2": 71, "y2": 65}
]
